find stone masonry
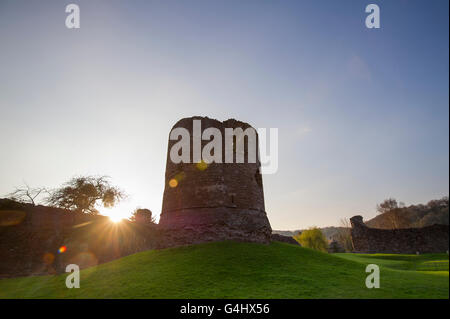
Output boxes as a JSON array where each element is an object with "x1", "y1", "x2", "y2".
[
  {"x1": 159, "y1": 116, "x2": 272, "y2": 244},
  {"x1": 350, "y1": 215, "x2": 449, "y2": 254}
]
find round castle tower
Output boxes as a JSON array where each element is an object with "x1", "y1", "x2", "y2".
[{"x1": 159, "y1": 116, "x2": 272, "y2": 244}]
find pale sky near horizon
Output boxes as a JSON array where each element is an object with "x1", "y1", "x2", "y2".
[{"x1": 0, "y1": 0, "x2": 448, "y2": 229}]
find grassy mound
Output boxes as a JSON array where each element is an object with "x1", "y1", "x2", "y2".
[{"x1": 0, "y1": 241, "x2": 448, "y2": 298}]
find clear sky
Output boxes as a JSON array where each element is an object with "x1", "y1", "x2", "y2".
[{"x1": 0, "y1": 0, "x2": 448, "y2": 229}]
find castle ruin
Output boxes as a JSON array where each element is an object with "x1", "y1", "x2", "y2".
[
  {"x1": 350, "y1": 215, "x2": 449, "y2": 254},
  {"x1": 159, "y1": 116, "x2": 272, "y2": 244}
]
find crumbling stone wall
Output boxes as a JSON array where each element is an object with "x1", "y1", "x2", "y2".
[
  {"x1": 0, "y1": 116, "x2": 275, "y2": 277},
  {"x1": 159, "y1": 116, "x2": 272, "y2": 244},
  {"x1": 271, "y1": 234, "x2": 300, "y2": 246},
  {"x1": 0, "y1": 199, "x2": 162, "y2": 277},
  {"x1": 350, "y1": 215, "x2": 449, "y2": 254},
  {"x1": 0, "y1": 194, "x2": 273, "y2": 278}
]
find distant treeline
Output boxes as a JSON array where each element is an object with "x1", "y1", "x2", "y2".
[
  {"x1": 274, "y1": 196, "x2": 449, "y2": 238},
  {"x1": 366, "y1": 196, "x2": 449, "y2": 229},
  {"x1": 272, "y1": 227, "x2": 345, "y2": 241}
]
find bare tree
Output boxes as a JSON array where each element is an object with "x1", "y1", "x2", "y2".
[
  {"x1": 376, "y1": 198, "x2": 398, "y2": 214},
  {"x1": 336, "y1": 218, "x2": 353, "y2": 252},
  {"x1": 46, "y1": 175, "x2": 125, "y2": 214},
  {"x1": 376, "y1": 198, "x2": 410, "y2": 229},
  {"x1": 7, "y1": 183, "x2": 48, "y2": 206},
  {"x1": 385, "y1": 209, "x2": 407, "y2": 229}
]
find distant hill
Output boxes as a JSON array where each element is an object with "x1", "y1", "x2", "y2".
[
  {"x1": 274, "y1": 197, "x2": 449, "y2": 236},
  {"x1": 365, "y1": 197, "x2": 449, "y2": 229},
  {"x1": 272, "y1": 230, "x2": 301, "y2": 237},
  {"x1": 273, "y1": 227, "x2": 347, "y2": 241}
]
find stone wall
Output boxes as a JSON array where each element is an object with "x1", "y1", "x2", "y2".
[
  {"x1": 0, "y1": 198, "x2": 276, "y2": 277},
  {"x1": 0, "y1": 200, "x2": 162, "y2": 277},
  {"x1": 159, "y1": 116, "x2": 272, "y2": 244},
  {"x1": 0, "y1": 116, "x2": 275, "y2": 277},
  {"x1": 271, "y1": 234, "x2": 300, "y2": 246},
  {"x1": 350, "y1": 215, "x2": 449, "y2": 254}
]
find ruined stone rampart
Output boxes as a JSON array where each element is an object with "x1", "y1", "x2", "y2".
[
  {"x1": 0, "y1": 199, "x2": 161, "y2": 277},
  {"x1": 350, "y1": 215, "x2": 449, "y2": 254},
  {"x1": 271, "y1": 234, "x2": 300, "y2": 246},
  {"x1": 159, "y1": 116, "x2": 272, "y2": 244},
  {"x1": 0, "y1": 116, "x2": 275, "y2": 277}
]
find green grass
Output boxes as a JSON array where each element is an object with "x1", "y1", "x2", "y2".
[
  {"x1": 0, "y1": 241, "x2": 448, "y2": 299},
  {"x1": 335, "y1": 252, "x2": 449, "y2": 272}
]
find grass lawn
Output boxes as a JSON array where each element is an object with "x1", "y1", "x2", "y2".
[
  {"x1": 0, "y1": 241, "x2": 448, "y2": 298},
  {"x1": 335, "y1": 252, "x2": 449, "y2": 272}
]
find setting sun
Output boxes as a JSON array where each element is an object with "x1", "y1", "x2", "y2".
[
  {"x1": 109, "y1": 215, "x2": 124, "y2": 223},
  {"x1": 101, "y1": 203, "x2": 134, "y2": 223}
]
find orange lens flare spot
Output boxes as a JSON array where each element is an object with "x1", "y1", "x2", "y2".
[
  {"x1": 43, "y1": 253, "x2": 55, "y2": 265},
  {"x1": 169, "y1": 179, "x2": 178, "y2": 188},
  {"x1": 58, "y1": 246, "x2": 67, "y2": 253}
]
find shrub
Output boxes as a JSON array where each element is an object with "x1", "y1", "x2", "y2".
[{"x1": 294, "y1": 227, "x2": 328, "y2": 252}]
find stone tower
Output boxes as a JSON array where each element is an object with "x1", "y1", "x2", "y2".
[{"x1": 159, "y1": 116, "x2": 272, "y2": 244}]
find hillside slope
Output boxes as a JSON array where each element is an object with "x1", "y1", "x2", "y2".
[
  {"x1": 0, "y1": 242, "x2": 448, "y2": 299},
  {"x1": 366, "y1": 197, "x2": 449, "y2": 229}
]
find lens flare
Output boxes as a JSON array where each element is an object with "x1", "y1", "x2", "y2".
[
  {"x1": 169, "y1": 178, "x2": 178, "y2": 188},
  {"x1": 58, "y1": 246, "x2": 67, "y2": 253},
  {"x1": 0, "y1": 210, "x2": 26, "y2": 226},
  {"x1": 43, "y1": 253, "x2": 55, "y2": 265},
  {"x1": 196, "y1": 161, "x2": 208, "y2": 171},
  {"x1": 109, "y1": 215, "x2": 123, "y2": 223}
]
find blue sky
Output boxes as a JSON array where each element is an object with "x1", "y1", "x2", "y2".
[{"x1": 0, "y1": 0, "x2": 448, "y2": 229}]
